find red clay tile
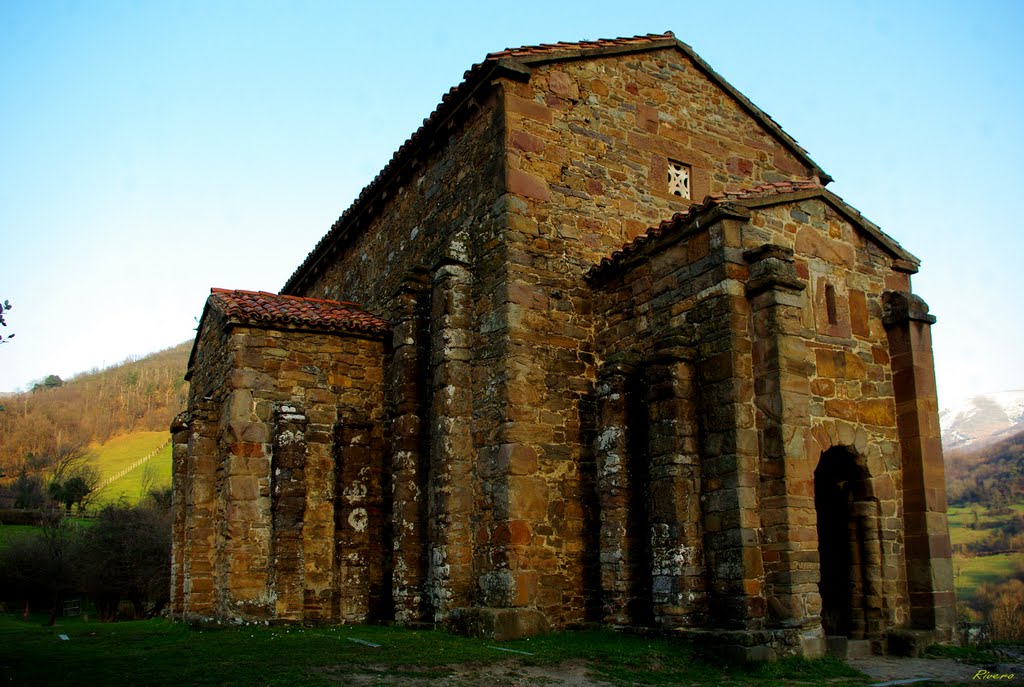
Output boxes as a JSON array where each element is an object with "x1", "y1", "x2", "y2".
[{"x1": 208, "y1": 288, "x2": 388, "y2": 334}]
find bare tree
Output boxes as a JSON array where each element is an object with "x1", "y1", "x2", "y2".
[
  {"x1": 139, "y1": 461, "x2": 158, "y2": 501},
  {"x1": 38, "y1": 512, "x2": 77, "y2": 626},
  {"x1": 46, "y1": 443, "x2": 101, "y2": 513}
]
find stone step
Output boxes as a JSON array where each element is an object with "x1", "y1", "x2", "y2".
[{"x1": 826, "y1": 636, "x2": 873, "y2": 658}]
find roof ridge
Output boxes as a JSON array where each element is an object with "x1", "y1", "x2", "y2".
[
  {"x1": 211, "y1": 288, "x2": 364, "y2": 310},
  {"x1": 487, "y1": 32, "x2": 675, "y2": 60}
]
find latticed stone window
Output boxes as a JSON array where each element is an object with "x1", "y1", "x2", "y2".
[{"x1": 668, "y1": 160, "x2": 691, "y2": 199}]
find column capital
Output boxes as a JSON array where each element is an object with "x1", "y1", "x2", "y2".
[
  {"x1": 744, "y1": 244, "x2": 805, "y2": 296},
  {"x1": 883, "y1": 291, "x2": 937, "y2": 326}
]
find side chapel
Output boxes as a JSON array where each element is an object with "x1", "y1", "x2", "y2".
[{"x1": 171, "y1": 32, "x2": 955, "y2": 658}]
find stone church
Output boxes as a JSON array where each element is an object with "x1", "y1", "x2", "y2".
[{"x1": 171, "y1": 32, "x2": 955, "y2": 658}]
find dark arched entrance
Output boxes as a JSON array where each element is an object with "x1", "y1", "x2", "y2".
[{"x1": 814, "y1": 446, "x2": 875, "y2": 638}]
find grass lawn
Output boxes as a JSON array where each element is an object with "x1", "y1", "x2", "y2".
[
  {"x1": 0, "y1": 615, "x2": 867, "y2": 687},
  {"x1": 91, "y1": 432, "x2": 172, "y2": 506}
]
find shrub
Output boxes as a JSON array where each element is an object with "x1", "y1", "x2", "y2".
[{"x1": 77, "y1": 496, "x2": 171, "y2": 620}]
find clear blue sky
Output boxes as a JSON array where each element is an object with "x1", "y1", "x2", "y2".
[{"x1": 2, "y1": 0, "x2": 1022, "y2": 408}]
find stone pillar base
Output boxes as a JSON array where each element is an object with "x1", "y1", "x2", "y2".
[
  {"x1": 676, "y1": 625, "x2": 825, "y2": 662},
  {"x1": 449, "y1": 607, "x2": 550, "y2": 641},
  {"x1": 887, "y1": 628, "x2": 955, "y2": 657}
]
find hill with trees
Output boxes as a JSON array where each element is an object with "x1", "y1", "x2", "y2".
[
  {"x1": 945, "y1": 425, "x2": 1024, "y2": 639},
  {"x1": 946, "y1": 426, "x2": 1024, "y2": 508},
  {"x1": 0, "y1": 342, "x2": 191, "y2": 490}
]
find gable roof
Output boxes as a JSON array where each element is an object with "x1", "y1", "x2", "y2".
[
  {"x1": 586, "y1": 180, "x2": 919, "y2": 283},
  {"x1": 282, "y1": 31, "x2": 831, "y2": 295}
]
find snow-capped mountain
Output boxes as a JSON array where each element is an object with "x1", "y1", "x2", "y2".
[{"x1": 940, "y1": 390, "x2": 1024, "y2": 450}]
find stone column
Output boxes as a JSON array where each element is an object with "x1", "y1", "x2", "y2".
[
  {"x1": 270, "y1": 403, "x2": 308, "y2": 621},
  {"x1": 883, "y1": 291, "x2": 955, "y2": 636},
  {"x1": 387, "y1": 273, "x2": 431, "y2": 622},
  {"x1": 645, "y1": 342, "x2": 705, "y2": 628},
  {"x1": 851, "y1": 498, "x2": 886, "y2": 639},
  {"x1": 594, "y1": 360, "x2": 635, "y2": 625},
  {"x1": 426, "y1": 258, "x2": 476, "y2": 620},
  {"x1": 745, "y1": 245, "x2": 819, "y2": 644}
]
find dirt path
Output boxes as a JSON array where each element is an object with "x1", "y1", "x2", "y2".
[
  {"x1": 322, "y1": 660, "x2": 612, "y2": 686},
  {"x1": 847, "y1": 653, "x2": 1023, "y2": 684},
  {"x1": 324, "y1": 653, "x2": 1024, "y2": 686}
]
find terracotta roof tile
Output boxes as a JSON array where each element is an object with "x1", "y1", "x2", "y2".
[
  {"x1": 704, "y1": 179, "x2": 822, "y2": 202},
  {"x1": 282, "y1": 32, "x2": 828, "y2": 295},
  {"x1": 208, "y1": 288, "x2": 388, "y2": 335},
  {"x1": 487, "y1": 33, "x2": 675, "y2": 60}
]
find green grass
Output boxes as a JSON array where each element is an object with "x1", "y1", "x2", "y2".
[
  {"x1": 91, "y1": 432, "x2": 171, "y2": 505},
  {"x1": 924, "y1": 642, "x2": 1004, "y2": 664},
  {"x1": 0, "y1": 524, "x2": 37, "y2": 550},
  {"x1": 955, "y1": 553, "x2": 1023, "y2": 600},
  {"x1": 948, "y1": 502, "x2": 1024, "y2": 602},
  {"x1": 0, "y1": 616, "x2": 869, "y2": 687},
  {"x1": 948, "y1": 506, "x2": 994, "y2": 546},
  {"x1": 948, "y1": 503, "x2": 1024, "y2": 547}
]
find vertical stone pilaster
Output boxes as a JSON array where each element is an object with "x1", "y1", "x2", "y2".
[
  {"x1": 169, "y1": 412, "x2": 190, "y2": 619},
  {"x1": 427, "y1": 258, "x2": 476, "y2": 620},
  {"x1": 594, "y1": 360, "x2": 635, "y2": 625},
  {"x1": 270, "y1": 403, "x2": 308, "y2": 622},
  {"x1": 883, "y1": 291, "x2": 955, "y2": 636},
  {"x1": 219, "y1": 389, "x2": 274, "y2": 618},
  {"x1": 696, "y1": 291, "x2": 765, "y2": 629},
  {"x1": 182, "y1": 400, "x2": 219, "y2": 617},
  {"x1": 387, "y1": 274, "x2": 431, "y2": 622},
  {"x1": 334, "y1": 417, "x2": 384, "y2": 621},
  {"x1": 745, "y1": 245, "x2": 819, "y2": 639},
  {"x1": 301, "y1": 406, "x2": 337, "y2": 622},
  {"x1": 645, "y1": 343, "x2": 706, "y2": 627}
]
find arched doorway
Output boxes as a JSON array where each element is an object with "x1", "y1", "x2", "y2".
[{"x1": 814, "y1": 446, "x2": 875, "y2": 638}]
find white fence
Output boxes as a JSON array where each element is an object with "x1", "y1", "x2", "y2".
[{"x1": 98, "y1": 439, "x2": 171, "y2": 489}]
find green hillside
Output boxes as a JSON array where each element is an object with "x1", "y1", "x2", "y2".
[
  {"x1": 0, "y1": 341, "x2": 188, "y2": 510},
  {"x1": 91, "y1": 432, "x2": 172, "y2": 505}
]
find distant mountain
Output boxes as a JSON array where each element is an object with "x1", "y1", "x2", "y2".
[{"x1": 940, "y1": 390, "x2": 1024, "y2": 450}]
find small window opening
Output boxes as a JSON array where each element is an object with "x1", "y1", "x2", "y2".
[
  {"x1": 668, "y1": 160, "x2": 691, "y2": 199},
  {"x1": 825, "y1": 284, "x2": 838, "y2": 325}
]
